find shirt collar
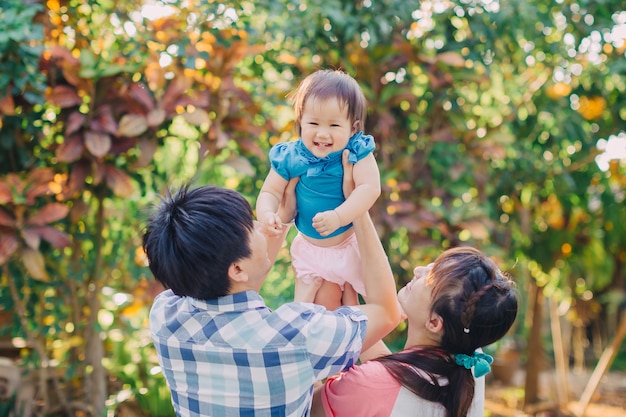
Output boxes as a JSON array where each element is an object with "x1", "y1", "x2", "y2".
[{"x1": 188, "y1": 290, "x2": 267, "y2": 312}]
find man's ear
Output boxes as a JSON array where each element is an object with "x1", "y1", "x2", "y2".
[
  {"x1": 228, "y1": 262, "x2": 249, "y2": 283},
  {"x1": 426, "y1": 312, "x2": 444, "y2": 334}
]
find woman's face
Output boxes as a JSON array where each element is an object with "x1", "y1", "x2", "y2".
[{"x1": 397, "y1": 264, "x2": 435, "y2": 328}]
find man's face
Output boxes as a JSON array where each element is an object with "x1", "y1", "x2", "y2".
[{"x1": 238, "y1": 222, "x2": 272, "y2": 290}]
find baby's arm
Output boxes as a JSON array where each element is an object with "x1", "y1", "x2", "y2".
[
  {"x1": 257, "y1": 169, "x2": 289, "y2": 236},
  {"x1": 313, "y1": 153, "x2": 381, "y2": 237}
]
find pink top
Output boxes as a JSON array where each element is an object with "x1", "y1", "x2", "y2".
[{"x1": 321, "y1": 360, "x2": 485, "y2": 417}]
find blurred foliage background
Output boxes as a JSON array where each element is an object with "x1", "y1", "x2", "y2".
[{"x1": 0, "y1": 0, "x2": 624, "y2": 416}]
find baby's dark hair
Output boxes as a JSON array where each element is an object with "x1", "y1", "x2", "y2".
[
  {"x1": 377, "y1": 247, "x2": 518, "y2": 417},
  {"x1": 288, "y1": 69, "x2": 367, "y2": 135},
  {"x1": 142, "y1": 184, "x2": 254, "y2": 300}
]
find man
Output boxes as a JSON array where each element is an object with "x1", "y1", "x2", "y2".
[{"x1": 144, "y1": 155, "x2": 400, "y2": 417}]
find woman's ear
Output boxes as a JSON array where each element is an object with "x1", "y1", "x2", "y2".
[
  {"x1": 228, "y1": 262, "x2": 249, "y2": 283},
  {"x1": 426, "y1": 312, "x2": 444, "y2": 334}
]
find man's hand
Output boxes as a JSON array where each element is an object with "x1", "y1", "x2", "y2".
[
  {"x1": 294, "y1": 277, "x2": 323, "y2": 303},
  {"x1": 341, "y1": 149, "x2": 355, "y2": 198},
  {"x1": 277, "y1": 177, "x2": 299, "y2": 224}
]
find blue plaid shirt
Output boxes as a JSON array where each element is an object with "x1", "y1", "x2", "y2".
[{"x1": 150, "y1": 289, "x2": 367, "y2": 417}]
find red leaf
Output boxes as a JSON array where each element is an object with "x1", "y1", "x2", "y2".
[
  {"x1": 65, "y1": 111, "x2": 86, "y2": 135},
  {"x1": 0, "y1": 209, "x2": 15, "y2": 227},
  {"x1": 130, "y1": 139, "x2": 157, "y2": 169},
  {"x1": 129, "y1": 82, "x2": 155, "y2": 112},
  {"x1": 110, "y1": 137, "x2": 137, "y2": 155},
  {"x1": 93, "y1": 161, "x2": 105, "y2": 185},
  {"x1": 105, "y1": 166, "x2": 134, "y2": 197},
  {"x1": 30, "y1": 226, "x2": 71, "y2": 249},
  {"x1": 3, "y1": 173, "x2": 23, "y2": 196},
  {"x1": 0, "y1": 179, "x2": 12, "y2": 204},
  {"x1": 160, "y1": 76, "x2": 192, "y2": 114},
  {"x1": 27, "y1": 203, "x2": 70, "y2": 226},
  {"x1": 47, "y1": 85, "x2": 82, "y2": 108},
  {"x1": 68, "y1": 161, "x2": 90, "y2": 195},
  {"x1": 146, "y1": 108, "x2": 166, "y2": 127},
  {"x1": 57, "y1": 133, "x2": 84, "y2": 162},
  {"x1": 25, "y1": 168, "x2": 55, "y2": 204},
  {"x1": 85, "y1": 130, "x2": 112, "y2": 157},
  {"x1": 0, "y1": 234, "x2": 18, "y2": 265},
  {"x1": 22, "y1": 228, "x2": 41, "y2": 250},
  {"x1": 90, "y1": 105, "x2": 118, "y2": 135}
]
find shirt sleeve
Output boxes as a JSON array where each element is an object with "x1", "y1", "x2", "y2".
[
  {"x1": 322, "y1": 361, "x2": 400, "y2": 417},
  {"x1": 269, "y1": 142, "x2": 296, "y2": 180},
  {"x1": 303, "y1": 305, "x2": 368, "y2": 381},
  {"x1": 346, "y1": 132, "x2": 375, "y2": 164}
]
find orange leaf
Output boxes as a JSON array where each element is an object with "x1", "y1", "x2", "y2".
[
  {"x1": 117, "y1": 114, "x2": 148, "y2": 137},
  {"x1": 47, "y1": 85, "x2": 82, "y2": 108},
  {"x1": 436, "y1": 51, "x2": 465, "y2": 67},
  {"x1": 22, "y1": 248, "x2": 50, "y2": 282},
  {"x1": 105, "y1": 166, "x2": 134, "y2": 197},
  {"x1": 0, "y1": 92, "x2": 15, "y2": 115},
  {"x1": 458, "y1": 221, "x2": 490, "y2": 240},
  {"x1": 26, "y1": 203, "x2": 70, "y2": 226},
  {"x1": 56, "y1": 133, "x2": 84, "y2": 162},
  {"x1": 0, "y1": 234, "x2": 18, "y2": 265},
  {"x1": 85, "y1": 130, "x2": 112, "y2": 157}
]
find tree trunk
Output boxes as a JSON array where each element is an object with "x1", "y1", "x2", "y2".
[{"x1": 524, "y1": 279, "x2": 544, "y2": 407}]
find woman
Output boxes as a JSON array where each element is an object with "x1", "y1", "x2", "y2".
[{"x1": 310, "y1": 246, "x2": 518, "y2": 417}]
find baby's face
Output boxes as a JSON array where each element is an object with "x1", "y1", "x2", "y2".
[{"x1": 300, "y1": 96, "x2": 356, "y2": 159}]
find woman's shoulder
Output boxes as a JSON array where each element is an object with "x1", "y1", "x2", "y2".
[
  {"x1": 389, "y1": 387, "x2": 446, "y2": 417},
  {"x1": 322, "y1": 361, "x2": 400, "y2": 416}
]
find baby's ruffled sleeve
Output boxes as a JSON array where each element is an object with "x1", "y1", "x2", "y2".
[
  {"x1": 269, "y1": 142, "x2": 294, "y2": 180},
  {"x1": 347, "y1": 132, "x2": 376, "y2": 163}
]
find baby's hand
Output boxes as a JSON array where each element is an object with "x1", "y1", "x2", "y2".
[
  {"x1": 258, "y1": 212, "x2": 286, "y2": 237},
  {"x1": 312, "y1": 210, "x2": 341, "y2": 236}
]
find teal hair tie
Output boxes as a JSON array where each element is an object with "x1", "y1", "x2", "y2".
[{"x1": 454, "y1": 351, "x2": 494, "y2": 378}]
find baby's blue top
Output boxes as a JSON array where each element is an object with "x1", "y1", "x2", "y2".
[{"x1": 270, "y1": 132, "x2": 375, "y2": 239}]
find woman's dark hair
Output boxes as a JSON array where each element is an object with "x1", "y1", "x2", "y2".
[
  {"x1": 142, "y1": 184, "x2": 254, "y2": 300},
  {"x1": 288, "y1": 68, "x2": 367, "y2": 135},
  {"x1": 377, "y1": 247, "x2": 518, "y2": 417}
]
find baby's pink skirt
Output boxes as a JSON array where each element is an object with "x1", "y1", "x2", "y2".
[{"x1": 290, "y1": 232, "x2": 365, "y2": 296}]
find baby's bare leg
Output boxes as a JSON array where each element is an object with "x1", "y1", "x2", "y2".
[{"x1": 313, "y1": 280, "x2": 343, "y2": 310}]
